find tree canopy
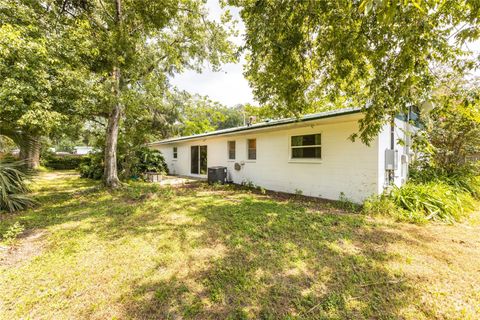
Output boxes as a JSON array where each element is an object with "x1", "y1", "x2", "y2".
[
  {"x1": 0, "y1": 0, "x2": 96, "y2": 167},
  {"x1": 0, "y1": 0, "x2": 236, "y2": 184},
  {"x1": 232, "y1": 0, "x2": 480, "y2": 143}
]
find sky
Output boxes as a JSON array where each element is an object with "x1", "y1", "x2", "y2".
[
  {"x1": 169, "y1": 0, "x2": 255, "y2": 107},
  {"x1": 170, "y1": 1, "x2": 480, "y2": 108}
]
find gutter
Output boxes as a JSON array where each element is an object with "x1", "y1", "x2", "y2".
[{"x1": 149, "y1": 107, "x2": 362, "y2": 145}]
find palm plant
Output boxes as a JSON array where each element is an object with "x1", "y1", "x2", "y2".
[{"x1": 0, "y1": 160, "x2": 35, "y2": 212}]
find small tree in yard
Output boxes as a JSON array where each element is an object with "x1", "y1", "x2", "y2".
[
  {"x1": 413, "y1": 80, "x2": 480, "y2": 174},
  {"x1": 54, "y1": 0, "x2": 235, "y2": 188}
]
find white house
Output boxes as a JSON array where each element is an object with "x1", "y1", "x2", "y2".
[
  {"x1": 150, "y1": 108, "x2": 412, "y2": 203},
  {"x1": 73, "y1": 146, "x2": 94, "y2": 155}
]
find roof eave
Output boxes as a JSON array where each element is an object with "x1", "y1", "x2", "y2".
[{"x1": 149, "y1": 108, "x2": 362, "y2": 145}]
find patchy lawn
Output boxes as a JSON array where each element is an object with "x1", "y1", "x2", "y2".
[{"x1": 1, "y1": 171, "x2": 479, "y2": 320}]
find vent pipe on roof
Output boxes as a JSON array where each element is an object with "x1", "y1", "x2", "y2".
[{"x1": 247, "y1": 116, "x2": 257, "y2": 127}]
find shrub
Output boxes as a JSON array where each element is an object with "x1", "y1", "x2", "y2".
[
  {"x1": 79, "y1": 148, "x2": 168, "y2": 181},
  {"x1": 409, "y1": 164, "x2": 480, "y2": 199},
  {"x1": 363, "y1": 179, "x2": 478, "y2": 224},
  {"x1": 0, "y1": 160, "x2": 36, "y2": 212},
  {"x1": 391, "y1": 182, "x2": 475, "y2": 223},
  {"x1": 79, "y1": 152, "x2": 104, "y2": 180},
  {"x1": 362, "y1": 194, "x2": 428, "y2": 223},
  {"x1": 362, "y1": 194, "x2": 398, "y2": 216},
  {"x1": 42, "y1": 154, "x2": 84, "y2": 170},
  {"x1": 126, "y1": 147, "x2": 168, "y2": 178}
]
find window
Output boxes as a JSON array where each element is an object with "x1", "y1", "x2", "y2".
[
  {"x1": 291, "y1": 134, "x2": 321, "y2": 159},
  {"x1": 247, "y1": 139, "x2": 256, "y2": 160},
  {"x1": 173, "y1": 146, "x2": 178, "y2": 159},
  {"x1": 228, "y1": 141, "x2": 236, "y2": 160}
]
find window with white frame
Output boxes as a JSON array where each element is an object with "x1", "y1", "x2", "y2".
[
  {"x1": 173, "y1": 146, "x2": 178, "y2": 159},
  {"x1": 228, "y1": 141, "x2": 236, "y2": 160},
  {"x1": 247, "y1": 139, "x2": 256, "y2": 160},
  {"x1": 290, "y1": 134, "x2": 321, "y2": 159}
]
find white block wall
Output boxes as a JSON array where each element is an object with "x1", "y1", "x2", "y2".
[{"x1": 152, "y1": 116, "x2": 387, "y2": 203}]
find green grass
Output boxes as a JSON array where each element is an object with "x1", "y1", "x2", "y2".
[{"x1": 1, "y1": 171, "x2": 479, "y2": 319}]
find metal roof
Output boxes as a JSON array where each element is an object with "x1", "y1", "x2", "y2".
[{"x1": 150, "y1": 107, "x2": 362, "y2": 145}]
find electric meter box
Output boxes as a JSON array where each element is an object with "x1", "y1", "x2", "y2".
[{"x1": 385, "y1": 149, "x2": 398, "y2": 170}]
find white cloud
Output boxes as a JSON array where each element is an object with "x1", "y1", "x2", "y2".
[{"x1": 169, "y1": 0, "x2": 255, "y2": 107}]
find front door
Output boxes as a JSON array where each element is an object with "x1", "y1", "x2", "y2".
[{"x1": 191, "y1": 145, "x2": 207, "y2": 174}]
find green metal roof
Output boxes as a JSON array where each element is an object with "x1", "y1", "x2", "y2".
[{"x1": 150, "y1": 107, "x2": 362, "y2": 145}]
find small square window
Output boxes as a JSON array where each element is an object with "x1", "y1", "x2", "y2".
[
  {"x1": 228, "y1": 141, "x2": 236, "y2": 160},
  {"x1": 173, "y1": 146, "x2": 178, "y2": 159},
  {"x1": 247, "y1": 139, "x2": 256, "y2": 160}
]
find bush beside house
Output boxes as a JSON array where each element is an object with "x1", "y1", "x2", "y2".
[{"x1": 79, "y1": 148, "x2": 168, "y2": 181}]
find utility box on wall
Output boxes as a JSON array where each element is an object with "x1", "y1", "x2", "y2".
[{"x1": 385, "y1": 149, "x2": 398, "y2": 170}]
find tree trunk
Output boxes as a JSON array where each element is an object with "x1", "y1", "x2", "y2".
[
  {"x1": 19, "y1": 134, "x2": 41, "y2": 169},
  {"x1": 103, "y1": 66, "x2": 122, "y2": 188},
  {"x1": 103, "y1": 0, "x2": 123, "y2": 188}
]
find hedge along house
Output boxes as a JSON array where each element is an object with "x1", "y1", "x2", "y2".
[{"x1": 149, "y1": 107, "x2": 412, "y2": 203}]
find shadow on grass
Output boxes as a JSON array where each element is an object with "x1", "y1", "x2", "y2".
[
  {"x1": 2, "y1": 175, "x2": 425, "y2": 319},
  {"x1": 116, "y1": 192, "x2": 420, "y2": 319}
]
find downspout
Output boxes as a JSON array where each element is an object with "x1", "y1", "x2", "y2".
[
  {"x1": 388, "y1": 113, "x2": 395, "y2": 185},
  {"x1": 405, "y1": 106, "x2": 411, "y2": 180}
]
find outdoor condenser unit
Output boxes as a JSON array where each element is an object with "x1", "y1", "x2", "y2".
[
  {"x1": 385, "y1": 149, "x2": 398, "y2": 170},
  {"x1": 207, "y1": 166, "x2": 228, "y2": 184}
]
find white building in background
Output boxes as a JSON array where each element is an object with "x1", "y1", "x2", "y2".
[
  {"x1": 73, "y1": 146, "x2": 94, "y2": 155},
  {"x1": 150, "y1": 108, "x2": 412, "y2": 203}
]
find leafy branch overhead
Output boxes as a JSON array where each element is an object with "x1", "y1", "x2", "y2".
[{"x1": 231, "y1": 0, "x2": 480, "y2": 144}]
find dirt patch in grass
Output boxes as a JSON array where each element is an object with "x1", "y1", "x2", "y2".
[{"x1": 0, "y1": 229, "x2": 47, "y2": 267}]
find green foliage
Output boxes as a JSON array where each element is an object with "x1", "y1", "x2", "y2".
[
  {"x1": 79, "y1": 153, "x2": 104, "y2": 180},
  {"x1": 2, "y1": 222, "x2": 25, "y2": 247},
  {"x1": 362, "y1": 194, "x2": 398, "y2": 216},
  {"x1": 0, "y1": 161, "x2": 35, "y2": 213},
  {"x1": 121, "y1": 147, "x2": 168, "y2": 179},
  {"x1": 54, "y1": 0, "x2": 237, "y2": 185},
  {"x1": 337, "y1": 192, "x2": 361, "y2": 212},
  {"x1": 391, "y1": 182, "x2": 475, "y2": 223},
  {"x1": 79, "y1": 148, "x2": 168, "y2": 181},
  {"x1": 412, "y1": 80, "x2": 480, "y2": 174},
  {"x1": 363, "y1": 180, "x2": 477, "y2": 224},
  {"x1": 232, "y1": 0, "x2": 480, "y2": 143},
  {"x1": 410, "y1": 165, "x2": 480, "y2": 199},
  {"x1": 174, "y1": 93, "x2": 244, "y2": 136},
  {"x1": 41, "y1": 154, "x2": 84, "y2": 170}
]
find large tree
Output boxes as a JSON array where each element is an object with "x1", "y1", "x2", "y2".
[
  {"x1": 55, "y1": 0, "x2": 235, "y2": 187},
  {"x1": 0, "y1": 0, "x2": 98, "y2": 168},
  {"x1": 173, "y1": 92, "x2": 244, "y2": 136},
  {"x1": 232, "y1": 0, "x2": 480, "y2": 144}
]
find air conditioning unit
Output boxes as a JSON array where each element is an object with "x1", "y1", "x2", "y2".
[{"x1": 207, "y1": 166, "x2": 227, "y2": 184}]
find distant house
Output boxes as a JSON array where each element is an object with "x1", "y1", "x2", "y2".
[
  {"x1": 150, "y1": 108, "x2": 412, "y2": 203},
  {"x1": 73, "y1": 146, "x2": 94, "y2": 155}
]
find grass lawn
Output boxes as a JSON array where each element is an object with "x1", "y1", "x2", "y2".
[{"x1": 1, "y1": 171, "x2": 480, "y2": 319}]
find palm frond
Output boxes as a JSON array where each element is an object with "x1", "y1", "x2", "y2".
[{"x1": 0, "y1": 160, "x2": 36, "y2": 212}]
